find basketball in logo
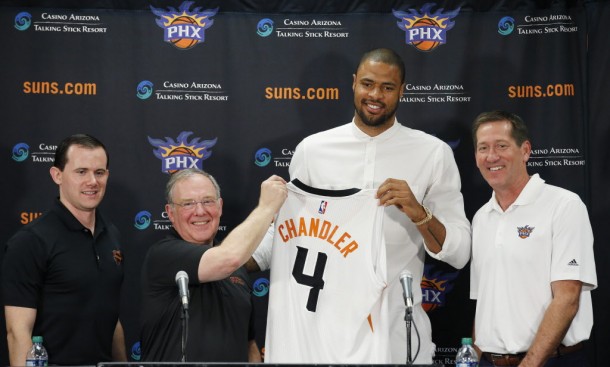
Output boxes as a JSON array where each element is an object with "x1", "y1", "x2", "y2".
[
  {"x1": 148, "y1": 131, "x2": 218, "y2": 174},
  {"x1": 393, "y1": 5, "x2": 460, "y2": 53},
  {"x1": 151, "y1": 3, "x2": 218, "y2": 50},
  {"x1": 167, "y1": 146, "x2": 195, "y2": 174},
  {"x1": 411, "y1": 18, "x2": 440, "y2": 51},
  {"x1": 170, "y1": 16, "x2": 199, "y2": 49},
  {"x1": 421, "y1": 278, "x2": 440, "y2": 312}
]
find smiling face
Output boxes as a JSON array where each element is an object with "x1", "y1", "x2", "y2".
[
  {"x1": 50, "y1": 145, "x2": 109, "y2": 216},
  {"x1": 352, "y1": 59, "x2": 405, "y2": 136},
  {"x1": 475, "y1": 120, "x2": 531, "y2": 194},
  {"x1": 166, "y1": 174, "x2": 223, "y2": 245}
]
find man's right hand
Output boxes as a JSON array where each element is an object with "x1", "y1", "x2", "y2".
[{"x1": 259, "y1": 175, "x2": 288, "y2": 214}]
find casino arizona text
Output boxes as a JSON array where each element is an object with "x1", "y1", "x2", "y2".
[{"x1": 41, "y1": 13, "x2": 100, "y2": 21}]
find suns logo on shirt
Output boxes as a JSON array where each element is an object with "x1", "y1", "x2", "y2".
[
  {"x1": 229, "y1": 276, "x2": 246, "y2": 286},
  {"x1": 517, "y1": 225, "x2": 535, "y2": 239},
  {"x1": 112, "y1": 250, "x2": 123, "y2": 265}
]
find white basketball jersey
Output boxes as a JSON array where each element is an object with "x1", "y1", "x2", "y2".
[{"x1": 265, "y1": 180, "x2": 390, "y2": 363}]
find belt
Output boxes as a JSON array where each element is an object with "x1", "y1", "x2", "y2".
[
  {"x1": 482, "y1": 351, "x2": 526, "y2": 366},
  {"x1": 482, "y1": 342, "x2": 583, "y2": 367}
]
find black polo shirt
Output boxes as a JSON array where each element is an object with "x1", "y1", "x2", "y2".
[
  {"x1": 2, "y1": 198, "x2": 123, "y2": 365},
  {"x1": 140, "y1": 230, "x2": 255, "y2": 362}
]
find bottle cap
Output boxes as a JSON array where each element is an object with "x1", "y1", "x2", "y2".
[
  {"x1": 32, "y1": 336, "x2": 43, "y2": 343},
  {"x1": 461, "y1": 337, "x2": 473, "y2": 345}
]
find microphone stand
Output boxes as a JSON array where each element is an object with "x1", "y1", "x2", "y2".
[
  {"x1": 405, "y1": 306, "x2": 413, "y2": 365},
  {"x1": 180, "y1": 306, "x2": 189, "y2": 362}
]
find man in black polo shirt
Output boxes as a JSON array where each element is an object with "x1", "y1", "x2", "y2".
[
  {"x1": 2, "y1": 134, "x2": 127, "y2": 366},
  {"x1": 140, "y1": 168, "x2": 287, "y2": 362}
]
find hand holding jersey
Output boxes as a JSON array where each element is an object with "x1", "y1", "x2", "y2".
[
  {"x1": 265, "y1": 180, "x2": 390, "y2": 363},
  {"x1": 252, "y1": 48, "x2": 471, "y2": 364},
  {"x1": 377, "y1": 178, "x2": 422, "y2": 216},
  {"x1": 377, "y1": 178, "x2": 446, "y2": 254}
]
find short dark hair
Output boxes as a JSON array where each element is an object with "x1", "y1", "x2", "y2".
[
  {"x1": 53, "y1": 134, "x2": 109, "y2": 170},
  {"x1": 166, "y1": 168, "x2": 221, "y2": 204},
  {"x1": 356, "y1": 48, "x2": 406, "y2": 84},
  {"x1": 472, "y1": 110, "x2": 530, "y2": 147}
]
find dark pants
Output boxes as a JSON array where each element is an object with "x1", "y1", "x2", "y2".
[{"x1": 479, "y1": 348, "x2": 590, "y2": 367}]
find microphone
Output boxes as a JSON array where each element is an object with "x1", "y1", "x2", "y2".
[
  {"x1": 175, "y1": 271, "x2": 189, "y2": 310},
  {"x1": 399, "y1": 270, "x2": 414, "y2": 313},
  {"x1": 400, "y1": 270, "x2": 415, "y2": 364}
]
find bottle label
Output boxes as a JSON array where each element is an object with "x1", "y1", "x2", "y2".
[
  {"x1": 26, "y1": 359, "x2": 48, "y2": 366},
  {"x1": 456, "y1": 363, "x2": 477, "y2": 367}
]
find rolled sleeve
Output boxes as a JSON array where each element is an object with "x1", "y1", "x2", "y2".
[{"x1": 423, "y1": 143, "x2": 471, "y2": 269}]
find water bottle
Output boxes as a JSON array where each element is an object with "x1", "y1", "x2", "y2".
[
  {"x1": 25, "y1": 336, "x2": 48, "y2": 366},
  {"x1": 455, "y1": 337, "x2": 478, "y2": 367}
]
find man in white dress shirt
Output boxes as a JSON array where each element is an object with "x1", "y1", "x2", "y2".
[{"x1": 249, "y1": 48, "x2": 471, "y2": 364}]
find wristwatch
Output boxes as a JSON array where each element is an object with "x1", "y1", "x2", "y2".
[{"x1": 412, "y1": 205, "x2": 432, "y2": 226}]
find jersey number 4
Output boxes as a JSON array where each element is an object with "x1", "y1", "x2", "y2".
[{"x1": 292, "y1": 246, "x2": 327, "y2": 312}]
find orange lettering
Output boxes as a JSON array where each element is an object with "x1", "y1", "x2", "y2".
[
  {"x1": 308, "y1": 218, "x2": 320, "y2": 237},
  {"x1": 285, "y1": 219, "x2": 297, "y2": 239},
  {"x1": 334, "y1": 231, "x2": 351, "y2": 249},
  {"x1": 318, "y1": 220, "x2": 331, "y2": 240},
  {"x1": 326, "y1": 224, "x2": 339, "y2": 246},
  {"x1": 340, "y1": 240, "x2": 359, "y2": 257},
  {"x1": 298, "y1": 217, "x2": 308, "y2": 237},
  {"x1": 278, "y1": 224, "x2": 289, "y2": 242},
  {"x1": 277, "y1": 217, "x2": 358, "y2": 257}
]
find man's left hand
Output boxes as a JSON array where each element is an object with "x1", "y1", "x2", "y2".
[{"x1": 376, "y1": 178, "x2": 426, "y2": 222}]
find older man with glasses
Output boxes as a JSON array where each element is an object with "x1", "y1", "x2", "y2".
[{"x1": 139, "y1": 168, "x2": 287, "y2": 362}]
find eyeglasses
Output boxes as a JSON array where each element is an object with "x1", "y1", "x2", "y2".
[{"x1": 172, "y1": 199, "x2": 218, "y2": 211}]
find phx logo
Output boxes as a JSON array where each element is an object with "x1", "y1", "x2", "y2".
[
  {"x1": 150, "y1": 1, "x2": 218, "y2": 50},
  {"x1": 393, "y1": 3, "x2": 461, "y2": 52},
  {"x1": 517, "y1": 225, "x2": 535, "y2": 239},
  {"x1": 148, "y1": 131, "x2": 217, "y2": 174},
  {"x1": 420, "y1": 265, "x2": 459, "y2": 312}
]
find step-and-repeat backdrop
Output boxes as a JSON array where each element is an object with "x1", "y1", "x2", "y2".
[{"x1": 1, "y1": 0, "x2": 608, "y2": 365}]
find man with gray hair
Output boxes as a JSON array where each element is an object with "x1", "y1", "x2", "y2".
[{"x1": 140, "y1": 168, "x2": 287, "y2": 362}]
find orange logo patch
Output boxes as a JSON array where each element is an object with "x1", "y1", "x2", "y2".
[{"x1": 112, "y1": 250, "x2": 123, "y2": 265}]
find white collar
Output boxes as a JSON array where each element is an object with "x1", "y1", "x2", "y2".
[{"x1": 487, "y1": 174, "x2": 545, "y2": 213}]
